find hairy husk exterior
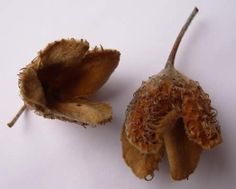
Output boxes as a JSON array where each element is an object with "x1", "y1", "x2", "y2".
[{"x1": 122, "y1": 67, "x2": 222, "y2": 180}]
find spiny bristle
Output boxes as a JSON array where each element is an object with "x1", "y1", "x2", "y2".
[
  {"x1": 182, "y1": 80, "x2": 222, "y2": 149},
  {"x1": 125, "y1": 72, "x2": 221, "y2": 153},
  {"x1": 125, "y1": 76, "x2": 182, "y2": 153}
]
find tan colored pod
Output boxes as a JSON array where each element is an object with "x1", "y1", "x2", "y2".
[
  {"x1": 122, "y1": 7, "x2": 222, "y2": 181},
  {"x1": 8, "y1": 38, "x2": 120, "y2": 127}
]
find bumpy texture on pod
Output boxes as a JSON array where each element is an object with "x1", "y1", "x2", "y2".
[
  {"x1": 16, "y1": 38, "x2": 120, "y2": 126},
  {"x1": 122, "y1": 7, "x2": 222, "y2": 181}
]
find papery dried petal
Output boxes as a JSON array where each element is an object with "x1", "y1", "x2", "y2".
[
  {"x1": 60, "y1": 49, "x2": 120, "y2": 99},
  {"x1": 55, "y1": 99, "x2": 112, "y2": 125},
  {"x1": 164, "y1": 118, "x2": 202, "y2": 180},
  {"x1": 122, "y1": 128, "x2": 164, "y2": 179}
]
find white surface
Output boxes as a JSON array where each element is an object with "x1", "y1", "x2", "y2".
[{"x1": 1, "y1": 0, "x2": 236, "y2": 188}]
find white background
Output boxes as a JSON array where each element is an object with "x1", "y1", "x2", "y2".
[{"x1": 1, "y1": 0, "x2": 236, "y2": 188}]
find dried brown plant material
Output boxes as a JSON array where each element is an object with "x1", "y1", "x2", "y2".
[
  {"x1": 122, "y1": 7, "x2": 222, "y2": 181},
  {"x1": 8, "y1": 39, "x2": 120, "y2": 127}
]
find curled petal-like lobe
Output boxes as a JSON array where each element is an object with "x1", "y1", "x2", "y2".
[
  {"x1": 122, "y1": 128, "x2": 163, "y2": 179},
  {"x1": 55, "y1": 99, "x2": 112, "y2": 125},
  {"x1": 164, "y1": 118, "x2": 202, "y2": 180},
  {"x1": 182, "y1": 80, "x2": 222, "y2": 149},
  {"x1": 60, "y1": 49, "x2": 120, "y2": 99}
]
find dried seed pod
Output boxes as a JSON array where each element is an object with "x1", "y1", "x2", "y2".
[
  {"x1": 122, "y1": 7, "x2": 222, "y2": 181},
  {"x1": 8, "y1": 39, "x2": 120, "y2": 127}
]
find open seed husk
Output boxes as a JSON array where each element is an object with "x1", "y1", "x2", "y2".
[
  {"x1": 122, "y1": 7, "x2": 222, "y2": 181},
  {"x1": 8, "y1": 38, "x2": 120, "y2": 127}
]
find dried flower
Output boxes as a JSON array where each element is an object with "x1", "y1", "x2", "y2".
[
  {"x1": 8, "y1": 39, "x2": 120, "y2": 127},
  {"x1": 122, "y1": 7, "x2": 222, "y2": 180}
]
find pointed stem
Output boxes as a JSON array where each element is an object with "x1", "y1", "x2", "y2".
[
  {"x1": 165, "y1": 7, "x2": 199, "y2": 68},
  {"x1": 7, "y1": 104, "x2": 27, "y2": 128}
]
